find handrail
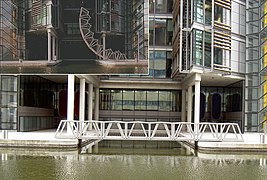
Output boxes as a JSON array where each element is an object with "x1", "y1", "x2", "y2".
[{"x1": 55, "y1": 120, "x2": 243, "y2": 142}]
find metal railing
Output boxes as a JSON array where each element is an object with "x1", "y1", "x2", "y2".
[{"x1": 55, "y1": 120, "x2": 243, "y2": 142}]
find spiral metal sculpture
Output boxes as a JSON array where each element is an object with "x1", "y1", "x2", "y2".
[{"x1": 79, "y1": 7, "x2": 127, "y2": 60}]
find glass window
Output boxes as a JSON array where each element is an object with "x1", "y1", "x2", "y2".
[
  {"x1": 194, "y1": 0, "x2": 204, "y2": 23},
  {"x1": 111, "y1": 90, "x2": 122, "y2": 110},
  {"x1": 149, "y1": 0, "x2": 173, "y2": 13},
  {"x1": 159, "y1": 91, "x2": 171, "y2": 111},
  {"x1": 147, "y1": 91, "x2": 158, "y2": 111},
  {"x1": 135, "y1": 90, "x2": 147, "y2": 110},
  {"x1": 100, "y1": 89, "x2": 110, "y2": 110},
  {"x1": 214, "y1": 6, "x2": 223, "y2": 23},
  {"x1": 0, "y1": 92, "x2": 17, "y2": 107},
  {"x1": 1, "y1": 76, "x2": 17, "y2": 91},
  {"x1": 205, "y1": 0, "x2": 212, "y2": 25},
  {"x1": 214, "y1": 47, "x2": 223, "y2": 65},
  {"x1": 0, "y1": 76, "x2": 18, "y2": 130},
  {"x1": 155, "y1": 19, "x2": 167, "y2": 45},
  {"x1": 149, "y1": 18, "x2": 154, "y2": 46},
  {"x1": 204, "y1": 32, "x2": 211, "y2": 67},
  {"x1": 171, "y1": 91, "x2": 180, "y2": 112},
  {"x1": 149, "y1": 50, "x2": 167, "y2": 78},
  {"x1": 122, "y1": 90, "x2": 134, "y2": 110},
  {"x1": 193, "y1": 29, "x2": 203, "y2": 66}
]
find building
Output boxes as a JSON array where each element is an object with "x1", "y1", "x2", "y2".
[
  {"x1": 1, "y1": 0, "x2": 257, "y2": 135},
  {"x1": 0, "y1": 0, "x2": 148, "y2": 74}
]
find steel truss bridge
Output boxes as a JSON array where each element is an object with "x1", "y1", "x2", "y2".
[{"x1": 55, "y1": 120, "x2": 243, "y2": 142}]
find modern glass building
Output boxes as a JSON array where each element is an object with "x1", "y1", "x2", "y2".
[
  {"x1": 0, "y1": 0, "x2": 148, "y2": 62},
  {"x1": 1, "y1": 0, "x2": 263, "y2": 135}
]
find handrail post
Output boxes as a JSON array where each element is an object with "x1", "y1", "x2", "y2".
[{"x1": 171, "y1": 123, "x2": 175, "y2": 139}]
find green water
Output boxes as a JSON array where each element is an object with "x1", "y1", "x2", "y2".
[{"x1": 1, "y1": 141, "x2": 267, "y2": 180}]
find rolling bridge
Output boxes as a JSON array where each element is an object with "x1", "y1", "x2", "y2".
[{"x1": 55, "y1": 120, "x2": 243, "y2": 142}]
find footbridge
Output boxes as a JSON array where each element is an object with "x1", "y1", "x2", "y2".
[{"x1": 55, "y1": 120, "x2": 243, "y2": 142}]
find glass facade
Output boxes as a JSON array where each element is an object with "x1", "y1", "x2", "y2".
[
  {"x1": 246, "y1": 0, "x2": 263, "y2": 132},
  {"x1": 0, "y1": 75, "x2": 18, "y2": 130},
  {"x1": 193, "y1": 0, "x2": 212, "y2": 25},
  {"x1": 149, "y1": 1, "x2": 173, "y2": 78},
  {"x1": 149, "y1": 50, "x2": 172, "y2": 78},
  {"x1": 149, "y1": 0, "x2": 173, "y2": 14},
  {"x1": 200, "y1": 86, "x2": 243, "y2": 130},
  {"x1": 149, "y1": 18, "x2": 173, "y2": 46},
  {"x1": 0, "y1": 0, "x2": 19, "y2": 61},
  {"x1": 100, "y1": 89, "x2": 181, "y2": 112},
  {"x1": 192, "y1": 29, "x2": 211, "y2": 67},
  {"x1": 20, "y1": 76, "x2": 56, "y2": 108}
]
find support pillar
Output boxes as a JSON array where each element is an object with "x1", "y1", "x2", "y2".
[
  {"x1": 102, "y1": 33, "x2": 106, "y2": 59},
  {"x1": 181, "y1": 89, "x2": 186, "y2": 122},
  {"x1": 88, "y1": 83, "x2": 94, "y2": 130},
  {"x1": 194, "y1": 81, "x2": 201, "y2": 124},
  {"x1": 67, "y1": 75, "x2": 75, "y2": 134},
  {"x1": 79, "y1": 79, "x2": 86, "y2": 121},
  {"x1": 52, "y1": 36, "x2": 56, "y2": 60},
  {"x1": 56, "y1": 38, "x2": 59, "y2": 60},
  {"x1": 94, "y1": 87, "x2": 99, "y2": 120},
  {"x1": 194, "y1": 80, "x2": 201, "y2": 138},
  {"x1": 187, "y1": 86, "x2": 192, "y2": 124},
  {"x1": 47, "y1": 30, "x2": 52, "y2": 62},
  {"x1": 88, "y1": 84, "x2": 93, "y2": 121}
]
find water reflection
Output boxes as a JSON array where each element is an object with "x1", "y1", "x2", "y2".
[{"x1": 1, "y1": 142, "x2": 267, "y2": 180}]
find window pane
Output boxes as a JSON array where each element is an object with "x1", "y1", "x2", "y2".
[
  {"x1": 159, "y1": 91, "x2": 171, "y2": 111},
  {"x1": 135, "y1": 90, "x2": 146, "y2": 110},
  {"x1": 1, "y1": 76, "x2": 17, "y2": 91},
  {"x1": 194, "y1": 0, "x2": 204, "y2": 23},
  {"x1": 147, "y1": 91, "x2": 158, "y2": 111},
  {"x1": 123, "y1": 90, "x2": 134, "y2": 110},
  {"x1": 205, "y1": 32, "x2": 211, "y2": 67},
  {"x1": 111, "y1": 90, "x2": 122, "y2": 110},
  {"x1": 155, "y1": 19, "x2": 166, "y2": 45},
  {"x1": 193, "y1": 29, "x2": 203, "y2": 66}
]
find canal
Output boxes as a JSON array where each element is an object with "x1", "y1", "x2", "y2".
[{"x1": 0, "y1": 141, "x2": 267, "y2": 180}]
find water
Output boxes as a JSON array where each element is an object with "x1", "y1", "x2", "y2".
[
  {"x1": 1, "y1": 141, "x2": 267, "y2": 180},
  {"x1": 0, "y1": 60, "x2": 148, "y2": 74}
]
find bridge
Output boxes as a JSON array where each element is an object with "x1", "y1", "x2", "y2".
[{"x1": 55, "y1": 120, "x2": 243, "y2": 142}]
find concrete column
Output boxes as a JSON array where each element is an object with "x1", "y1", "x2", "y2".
[
  {"x1": 187, "y1": 86, "x2": 192, "y2": 123},
  {"x1": 79, "y1": 79, "x2": 86, "y2": 121},
  {"x1": 88, "y1": 83, "x2": 94, "y2": 121},
  {"x1": 102, "y1": 33, "x2": 106, "y2": 59},
  {"x1": 67, "y1": 75, "x2": 75, "y2": 134},
  {"x1": 181, "y1": 89, "x2": 186, "y2": 122},
  {"x1": 52, "y1": 36, "x2": 56, "y2": 60},
  {"x1": 56, "y1": 38, "x2": 59, "y2": 60},
  {"x1": 194, "y1": 81, "x2": 201, "y2": 124},
  {"x1": 47, "y1": 30, "x2": 51, "y2": 62},
  {"x1": 94, "y1": 87, "x2": 99, "y2": 120},
  {"x1": 47, "y1": 0, "x2": 52, "y2": 25}
]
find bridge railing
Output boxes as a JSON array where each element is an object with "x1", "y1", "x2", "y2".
[{"x1": 55, "y1": 120, "x2": 243, "y2": 142}]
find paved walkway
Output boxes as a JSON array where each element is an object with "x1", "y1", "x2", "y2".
[
  {"x1": 1, "y1": 130, "x2": 267, "y2": 152},
  {"x1": 0, "y1": 129, "x2": 78, "y2": 149}
]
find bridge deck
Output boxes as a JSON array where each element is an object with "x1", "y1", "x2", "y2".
[{"x1": 55, "y1": 120, "x2": 244, "y2": 142}]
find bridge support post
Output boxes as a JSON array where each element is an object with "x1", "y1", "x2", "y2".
[
  {"x1": 88, "y1": 83, "x2": 94, "y2": 130},
  {"x1": 182, "y1": 89, "x2": 186, "y2": 122},
  {"x1": 194, "y1": 80, "x2": 201, "y2": 137},
  {"x1": 67, "y1": 75, "x2": 75, "y2": 135},
  {"x1": 79, "y1": 78, "x2": 86, "y2": 135},
  {"x1": 47, "y1": 29, "x2": 52, "y2": 62},
  {"x1": 194, "y1": 141, "x2": 198, "y2": 150},
  {"x1": 187, "y1": 86, "x2": 192, "y2": 124},
  {"x1": 95, "y1": 87, "x2": 99, "y2": 120}
]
